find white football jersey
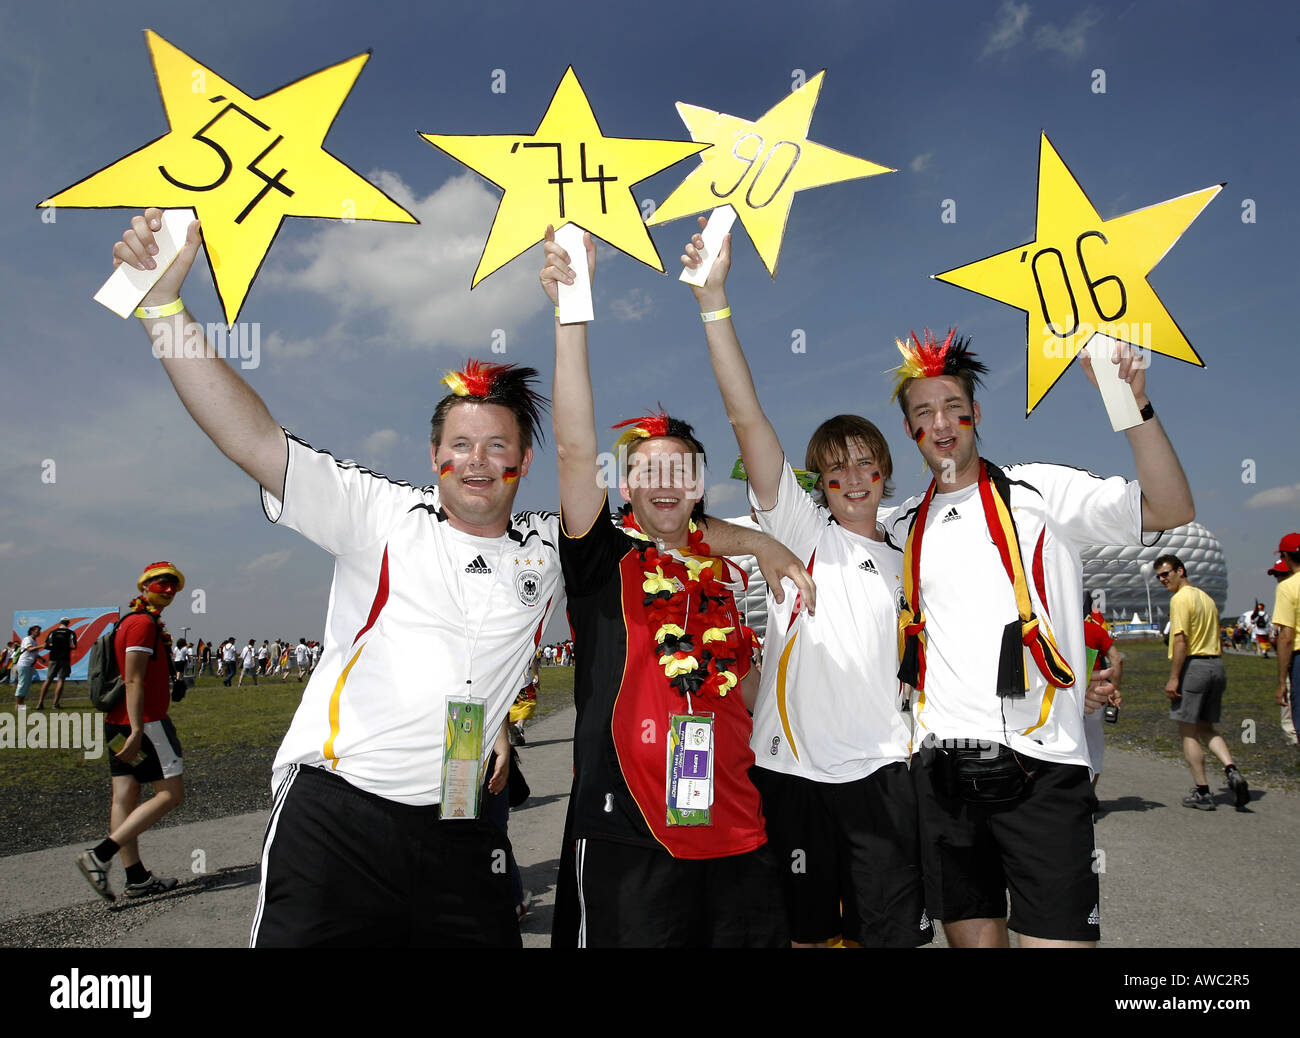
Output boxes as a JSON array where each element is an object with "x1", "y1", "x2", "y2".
[
  {"x1": 264, "y1": 432, "x2": 564, "y2": 804},
  {"x1": 749, "y1": 461, "x2": 912, "y2": 782},
  {"x1": 885, "y1": 463, "x2": 1141, "y2": 769}
]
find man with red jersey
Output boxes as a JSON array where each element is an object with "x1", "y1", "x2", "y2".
[
  {"x1": 76, "y1": 562, "x2": 186, "y2": 901},
  {"x1": 543, "y1": 229, "x2": 794, "y2": 947}
]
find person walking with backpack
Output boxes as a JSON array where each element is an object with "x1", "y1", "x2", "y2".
[
  {"x1": 35, "y1": 618, "x2": 77, "y2": 710},
  {"x1": 76, "y1": 562, "x2": 187, "y2": 901}
]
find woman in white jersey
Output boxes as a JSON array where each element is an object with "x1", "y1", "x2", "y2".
[{"x1": 683, "y1": 224, "x2": 930, "y2": 948}]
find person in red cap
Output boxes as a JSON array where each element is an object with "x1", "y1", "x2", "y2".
[
  {"x1": 76, "y1": 562, "x2": 187, "y2": 901},
  {"x1": 1272, "y1": 533, "x2": 1300, "y2": 752}
]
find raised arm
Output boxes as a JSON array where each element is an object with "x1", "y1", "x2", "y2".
[
  {"x1": 540, "y1": 226, "x2": 604, "y2": 533},
  {"x1": 702, "y1": 517, "x2": 815, "y2": 614},
  {"x1": 112, "y1": 208, "x2": 287, "y2": 498},
  {"x1": 682, "y1": 219, "x2": 784, "y2": 510},
  {"x1": 1080, "y1": 345, "x2": 1194, "y2": 531}
]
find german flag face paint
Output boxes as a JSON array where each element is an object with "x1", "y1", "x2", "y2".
[
  {"x1": 871, "y1": 471, "x2": 882, "y2": 484},
  {"x1": 438, "y1": 460, "x2": 455, "y2": 480},
  {"x1": 958, "y1": 415, "x2": 973, "y2": 427},
  {"x1": 913, "y1": 428, "x2": 926, "y2": 445},
  {"x1": 502, "y1": 466, "x2": 520, "y2": 484},
  {"x1": 826, "y1": 480, "x2": 841, "y2": 492}
]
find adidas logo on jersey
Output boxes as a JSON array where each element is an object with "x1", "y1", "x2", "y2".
[
  {"x1": 464, "y1": 555, "x2": 492, "y2": 574},
  {"x1": 940, "y1": 507, "x2": 961, "y2": 524},
  {"x1": 858, "y1": 558, "x2": 878, "y2": 574},
  {"x1": 1087, "y1": 904, "x2": 1100, "y2": 926}
]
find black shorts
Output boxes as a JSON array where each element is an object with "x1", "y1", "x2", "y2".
[
  {"x1": 912, "y1": 745, "x2": 1100, "y2": 942},
  {"x1": 251, "y1": 763, "x2": 520, "y2": 948},
  {"x1": 574, "y1": 837, "x2": 788, "y2": 948},
  {"x1": 46, "y1": 659, "x2": 71, "y2": 680},
  {"x1": 107, "y1": 718, "x2": 183, "y2": 782},
  {"x1": 750, "y1": 763, "x2": 932, "y2": 947}
]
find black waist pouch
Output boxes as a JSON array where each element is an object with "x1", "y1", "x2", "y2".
[{"x1": 928, "y1": 742, "x2": 1035, "y2": 804}]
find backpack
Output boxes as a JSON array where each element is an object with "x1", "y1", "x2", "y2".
[{"x1": 87, "y1": 611, "x2": 162, "y2": 712}]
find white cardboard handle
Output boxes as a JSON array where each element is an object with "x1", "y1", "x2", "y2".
[
  {"x1": 679, "y1": 206, "x2": 736, "y2": 287},
  {"x1": 555, "y1": 223, "x2": 594, "y2": 325},
  {"x1": 93, "y1": 209, "x2": 195, "y2": 318},
  {"x1": 1085, "y1": 334, "x2": 1144, "y2": 431}
]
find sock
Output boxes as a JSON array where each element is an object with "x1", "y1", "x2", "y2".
[
  {"x1": 1196, "y1": 784, "x2": 1210, "y2": 796},
  {"x1": 93, "y1": 838, "x2": 120, "y2": 863},
  {"x1": 1225, "y1": 763, "x2": 1238, "y2": 775},
  {"x1": 125, "y1": 862, "x2": 150, "y2": 885}
]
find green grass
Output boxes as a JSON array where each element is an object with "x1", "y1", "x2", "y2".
[
  {"x1": 7, "y1": 650, "x2": 1289, "y2": 794},
  {"x1": 0, "y1": 668, "x2": 578, "y2": 792},
  {"x1": 1105, "y1": 640, "x2": 1299, "y2": 789}
]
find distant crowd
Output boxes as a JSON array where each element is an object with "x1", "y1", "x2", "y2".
[{"x1": 172, "y1": 637, "x2": 321, "y2": 686}]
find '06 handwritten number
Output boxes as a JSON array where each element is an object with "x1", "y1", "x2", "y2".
[
  {"x1": 158, "y1": 95, "x2": 295, "y2": 223},
  {"x1": 1024, "y1": 230, "x2": 1129, "y2": 338}
]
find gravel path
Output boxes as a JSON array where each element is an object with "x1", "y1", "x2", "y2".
[{"x1": 0, "y1": 745, "x2": 277, "y2": 858}]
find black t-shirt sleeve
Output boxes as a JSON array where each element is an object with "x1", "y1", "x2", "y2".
[{"x1": 560, "y1": 495, "x2": 633, "y2": 598}]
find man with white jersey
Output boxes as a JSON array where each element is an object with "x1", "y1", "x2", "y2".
[
  {"x1": 109, "y1": 210, "x2": 562, "y2": 947},
  {"x1": 683, "y1": 225, "x2": 929, "y2": 948},
  {"x1": 885, "y1": 329, "x2": 1193, "y2": 947}
]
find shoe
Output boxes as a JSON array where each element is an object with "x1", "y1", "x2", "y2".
[
  {"x1": 1227, "y1": 769, "x2": 1250, "y2": 810},
  {"x1": 76, "y1": 850, "x2": 116, "y2": 902},
  {"x1": 123, "y1": 873, "x2": 179, "y2": 897},
  {"x1": 1182, "y1": 789, "x2": 1216, "y2": 811}
]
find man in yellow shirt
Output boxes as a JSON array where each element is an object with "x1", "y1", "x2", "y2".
[
  {"x1": 1156, "y1": 554, "x2": 1249, "y2": 811},
  {"x1": 1272, "y1": 533, "x2": 1300, "y2": 754}
]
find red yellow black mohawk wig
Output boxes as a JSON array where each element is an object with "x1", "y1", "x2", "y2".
[
  {"x1": 611, "y1": 411, "x2": 672, "y2": 454},
  {"x1": 889, "y1": 328, "x2": 988, "y2": 402},
  {"x1": 442, "y1": 360, "x2": 514, "y2": 399},
  {"x1": 437, "y1": 359, "x2": 548, "y2": 446}
]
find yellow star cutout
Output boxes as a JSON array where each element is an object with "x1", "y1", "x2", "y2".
[
  {"x1": 39, "y1": 30, "x2": 416, "y2": 325},
  {"x1": 933, "y1": 133, "x2": 1221, "y2": 415},
  {"x1": 647, "y1": 71, "x2": 894, "y2": 277},
  {"x1": 421, "y1": 67, "x2": 705, "y2": 286}
]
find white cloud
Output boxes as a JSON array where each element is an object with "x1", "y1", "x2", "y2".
[
  {"x1": 1245, "y1": 484, "x2": 1300, "y2": 509},
  {"x1": 611, "y1": 288, "x2": 654, "y2": 321},
  {"x1": 242, "y1": 549, "x2": 293, "y2": 574},
  {"x1": 909, "y1": 153, "x2": 933, "y2": 174},
  {"x1": 705, "y1": 480, "x2": 747, "y2": 512},
  {"x1": 982, "y1": 3, "x2": 1099, "y2": 60},
  {"x1": 267, "y1": 171, "x2": 550, "y2": 354},
  {"x1": 983, "y1": 1, "x2": 1031, "y2": 56},
  {"x1": 361, "y1": 428, "x2": 400, "y2": 460},
  {"x1": 1033, "y1": 9, "x2": 1101, "y2": 58}
]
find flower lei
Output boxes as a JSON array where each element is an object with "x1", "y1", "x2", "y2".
[
  {"x1": 618, "y1": 506, "x2": 741, "y2": 699},
  {"x1": 126, "y1": 594, "x2": 173, "y2": 662}
]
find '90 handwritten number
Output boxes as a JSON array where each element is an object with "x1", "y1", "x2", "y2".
[
  {"x1": 1026, "y1": 230, "x2": 1128, "y2": 338},
  {"x1": 709, "y1": 133, "x2": 802, "y2": 210},
  {"x1": 158, "y1": 96, "x2": 295, "y2": 224}
]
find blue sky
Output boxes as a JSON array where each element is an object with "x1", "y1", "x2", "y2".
[{"x1": 4, "y1": 0, "x2": 1297, "y2": 646}]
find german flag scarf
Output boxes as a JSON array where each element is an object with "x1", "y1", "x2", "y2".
[{"x1": 897, "y1": 460, "x2": 1074, "y2": 733}]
